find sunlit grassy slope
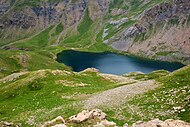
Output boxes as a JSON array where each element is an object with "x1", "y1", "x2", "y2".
[
  {"x1": 105, "y1": 66, "x2": 190, "y2": 125},
  {"x1": 0, "y1": 66, "x2": 189, "y2": 126}
]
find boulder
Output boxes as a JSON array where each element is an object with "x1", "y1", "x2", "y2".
[
  {"x1": 94, "y1": 125, "x2": 105, "y2": 127},
  {"x1": 160, "y1": 119, "x2": 190, "y2": 127},
  {"x1": 80, "y1": 68, "x2": 99, "y2": 73},
  {"x1": 69, "y1": 110, "x2": 91, "y2": 123},
  {"x1": 131, "y1": 119, "x2": 190, "y2": 127},
  {"x1": 89, "y1": 109, "x2": 107, "y2": 120},
  {"x1": 51, "y1": 124, "x2": 67, "y2": 127},
  {"x1": 69, "y1": 109, "x2": 107, "y2": 123},
  {"x1": 123, "y1": 123, "x2": 129, "y2": 127},
  {"x1": 131, "y1": 119, "x2": 163, "y2": 127},
  {"x1": 0, "y1": 121, "x2": 15, "y2": 127},
  {"x1": 94, "y1": 119, "x2": 116, "y2": 127},
  {"x1": 41, "y1": 116, "x2": 65, "y2": 127}
]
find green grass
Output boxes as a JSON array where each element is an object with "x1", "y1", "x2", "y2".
[
  {"x1": 0, "y1": 50, "x2": 22, "y2": 78},
  {"x1": 51, "y1": 23, "x2": 64, "y2": 37},
  {"x1": 105, "y1": 66, "x2": 190, "y2": 125},
  {"x1": 109, "y1": 0, "x2": 125, "y2": 9},
  {"x1": 0, "y1": 49, "x2": 70, "y2": 78},
  {"x1": 60, "y1": 8, "x2": 94, "y2": 48},
  {"x1": 95, "y1": 27, "x2": 104, "y2": 43},
  {"x1": 0, "y1": 70, "x2": 122, "y2": 126},
  {"x1": 77, "y1": 8, "x2": 93, "y2": 35},
  {"x1": 1, "y1": 64, "x2": 189, "y2": 126},
  {"x1": 0, "y1": 29, "x2": 36, "y2": 47},
  {"x1": 60, "y1": 12, "x2": 115, "y2": 52},
  {"x1": 124, "y1": 70, "x2": 170, "y2": 81},
  {"x1": 87, "y1": 41, "x2": 116, "y2": 52},
  {"x1": 156, "y1": 51, "x2": 176, "y2": 56},
  {"x1": 13, "y1": 0, "x2": 64, "y2": 10},
  {"x1": 128, "y1": 0, "x2": 172, "y2": 17},
  {"x1": 14, "y1": 26, "x2": 54, "y2": 49}
]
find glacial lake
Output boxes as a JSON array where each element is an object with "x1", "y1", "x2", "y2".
[{"x1": 57, "y1": 50, "x2": 184, "y2": 75}]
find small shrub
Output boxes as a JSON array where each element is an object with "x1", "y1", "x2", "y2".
[{"x1": 28, "y1": 80, "x2": 43, "y2": 91}]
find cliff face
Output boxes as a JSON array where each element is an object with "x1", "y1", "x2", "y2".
[
  {"x1": 0, "y1": 0, "x2": 109, "y2": 42},
  {"x1": 0, "y1": 0, "x2": 10, "y2": 17},
  {"x1": 0, "y1": 0, "x2": 109, "y2": 29},
  {"x1": 107, "y1": 0, "x2": 190, "y2": 64}
]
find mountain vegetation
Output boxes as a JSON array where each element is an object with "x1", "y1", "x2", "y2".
[{"x1": 0, "y1": 0, "x2": 189, "y2": 126}]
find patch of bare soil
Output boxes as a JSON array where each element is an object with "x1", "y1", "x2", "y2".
[{"x1": 84, "y1": 80, "x2": 159, "y2": 109}]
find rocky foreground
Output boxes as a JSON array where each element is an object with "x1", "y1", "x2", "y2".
[{"x1": 1, "y1": 109, "x2": 190, "y2": 127}]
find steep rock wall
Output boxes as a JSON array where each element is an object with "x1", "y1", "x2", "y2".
[{"x1": 109, "y1": 0, "x2": 190, "y2": 64}]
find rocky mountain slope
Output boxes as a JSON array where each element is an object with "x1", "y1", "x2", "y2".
[
  {"x1": 107, "y1": 0, "x2": 190, "y2": 64},
  {"x1": 0, "y1": 0, "x2": 108, "y2": 46},
  {"x1": 1, "y1": 0, "x2": 190, "y2": 64}
]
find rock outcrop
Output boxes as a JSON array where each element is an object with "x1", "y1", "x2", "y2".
[
  {"x1": 51, "y1": 124, "x2": 67, "y2": 127},
  {"x1": 133, "y1": 0, "x2": 190, "y2": 34},
  {"x1": 41, "y1": 116, "x2": 66, "y2": 127},
  {"x1": 41, "y1": 109, "x2": 108, "y2": 127},
  {"x1": 0, "y1": 0, "x2": 10, "y2": 17},
  {"x1": 3, "y1": 11, "x2": 36, "y2": 29},
  {"x1": 0, "y1": 0, "x2": 108, "y2": 30},
  {"x1": 40, "y1": 109, "x2": 190, "y2": 127},
  {"x1": 130, "y1": 119, "x2": 190, "y2": 127},
  {"x1": 69, "y1": 109, "x2": 106, "y2": 123},
  {"x1": 108, "y1": 0, "x2": 190, "y2": 64},
  {"x1": 0, "y1": 0, "x2": 109, "y2": 44},
  {"x1": 110, "y1": 18, "x2": 128, "y2": 28},
  {"x1": 110, "y1": 8, "x2": 128, "y2": 16},
  {"x1": 88, "y1": 0, "x2": 109, "y2": 20},
  {"x1": 94, "y1": 119, "x2": 116, "y2": 127},
  {"x1": 0, "y1": 121, "x2": 17, "y2": 127},
  {"x1": 2, "y1": 109, "x2": 190, "y2": 127}
]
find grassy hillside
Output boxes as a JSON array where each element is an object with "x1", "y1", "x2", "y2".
[
  {"x1": 0, "y1": 70, "x2": 120, "y2": 126},
  {"x1": 105, "y1": 66, "x2": 190, "y2": 125},
  {"x1": 13, "y1": 26, "x2": 54, "y2": 49},
  {"x1": 0, "y1": 65, "x2": 189, "y2": 126},
  {"x1": 0, "y1": 48, "x2": 70, "y2": 78}
]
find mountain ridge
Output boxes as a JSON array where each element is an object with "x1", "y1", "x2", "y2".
[{"x1": 1, "y1": 0, "x2": 190, "y2": 64}]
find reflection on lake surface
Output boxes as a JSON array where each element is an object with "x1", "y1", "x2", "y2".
[{"x1": 57, "y1": 50, "x2": 184, "y2": 75}]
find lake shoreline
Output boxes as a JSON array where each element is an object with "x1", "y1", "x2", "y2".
[{"x1": 56, "y1": 50, "x2": 185, "y2": 75}]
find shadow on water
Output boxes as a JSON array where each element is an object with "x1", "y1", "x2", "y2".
[{"x1": 57, "y1": 50, "x2": 185, "y2": 75}]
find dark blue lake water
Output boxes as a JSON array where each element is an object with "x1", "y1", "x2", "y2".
[{"x1": 57, "y1": 50, "x2": 184, "y2": 75}]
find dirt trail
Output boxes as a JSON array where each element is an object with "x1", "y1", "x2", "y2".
[
  {"x1": 84, "y1": 80, "x2": 159, "y2": 109},
  {"x1": 0, "y1": 72, "x2": 28, "y2": 84}
]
